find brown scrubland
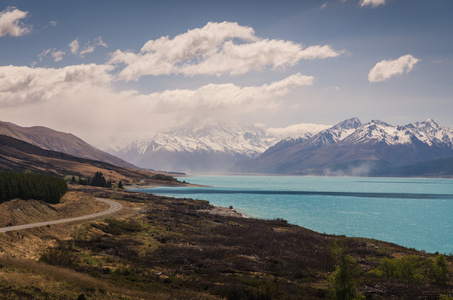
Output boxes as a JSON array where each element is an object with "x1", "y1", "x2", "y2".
[{"x1": 0, "y1": 185, "x2": 451, "y2": 299}]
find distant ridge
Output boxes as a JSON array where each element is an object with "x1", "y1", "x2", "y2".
[
  {"x1": 0, "y1": 134, "x2": 154, "y2": 182},
  {"x1": 372, "y1": 156, "x2": 453, "y2": 178},
  {"x1": 0, "y1": 121, "x2": 136, "y2": 170},
  {"x1": 231, "y1": 118, "x2": 453, "y2": 177}
]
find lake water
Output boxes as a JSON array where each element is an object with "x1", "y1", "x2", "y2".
[{"x1": 133, "y1": 175, "x2": 453, "y2": 254}]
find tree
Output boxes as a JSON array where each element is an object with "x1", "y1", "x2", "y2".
[
  {"x1": 328, "y1": 240, "x2": 364, "y2": 299},
  {"x1": 380, "y1": 257, "x2": 397, "y2": 280},
  {"x1": 430, "y1": 254, "x2": 449, "y2": 284},
  {"x1": 118, "y1": 181, "x2": 123, "y2": 189},
  {"x1": 396, "y1": 255, "x2": 425, "y2": 284},
  {"x1": 91, "y1": 171, "x2": 107, "y2": 187}
]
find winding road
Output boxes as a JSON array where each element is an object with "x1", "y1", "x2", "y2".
[{"x1": 0, "y1": 198, "x2": 122, "y2": 233}]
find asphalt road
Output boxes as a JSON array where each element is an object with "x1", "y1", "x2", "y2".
[{"x1": 0, "y1": 198, "x2": 122, "y2": 233}]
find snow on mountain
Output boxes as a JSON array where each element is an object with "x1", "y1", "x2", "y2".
[
  {"x1": 232, "y1": 117, "x2": 453, "y2": 176},
  {"x1": 123, "y1": 122, "x2": 278, "y2": 157},
  {"x1": 309, "y1": 117, "x2": 362, "y2": 146},
  {"x1": 407, "y1": 119, "x2": 453, "y2": 147},
  {"x1": 100, "y1": 121, "x2": 329, "y2": 172},
  {"x1": 344, "y1": 120, "x2": 412, "y2": 145},
  {"x1": 99, "y1": 117, "x2": 453, "y2": 174},
  {"x1": 310, "y1": 117, "x2": 453, "y2": 147}
]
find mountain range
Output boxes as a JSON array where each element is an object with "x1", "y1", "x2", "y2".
[
  {"x1": 231, "y1": 118, "x2": 453, "y2": 176},
  {"x1": 2, "y1": 118, "x2": 452, "y2": 178},
  {"x1": 99, "y1": 121, "x2": 332, "y2": 173}
]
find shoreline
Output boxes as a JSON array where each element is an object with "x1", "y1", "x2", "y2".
[
  {"x1": 127, "y1": 183, "x2": 248, "y2": 219},
  {"x1": 126, "y1": 177, "x2": 452, "y2": 254},
  {"x1": 125, "y1": 181, "x2": 210, "y2": 190}
]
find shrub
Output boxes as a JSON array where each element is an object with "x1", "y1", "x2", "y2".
[
  {"x1": 39, "y1": 245, "x2": 78, "y2": 268},
  {"x1": 93, "y1": 218, "x2": 143, "y2": 235}
]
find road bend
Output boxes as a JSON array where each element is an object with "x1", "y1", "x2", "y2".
[{"x1": 0, "y1": 198, "x2": 122, "y2": 233}]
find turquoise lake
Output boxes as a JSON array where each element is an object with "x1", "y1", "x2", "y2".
[{"x1": 133, "y1": 175, "x2": 453, "y2": 254}]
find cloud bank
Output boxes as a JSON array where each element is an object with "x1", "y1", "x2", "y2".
[
  {"x1": 0, "y1": 63, "x2": 312, "y2": 141},
  {"x1": 0, "y1": 21, "x2": 341, "y2": 142},
  {"x1": 267, "y1": 122, "x2": 331, "y2": 139},
  {"x1": 0, "y1": 7, "x2": 31, "y2": 37},
  {"x1": 368, "y1": 54, "x2": 419, "y2": 82},
  {"x1": 0, "y1": 64, "x2": 114, "y2": 106},
  {"x1": 110, "y1": 21, "x2": 342, "y2": 81}
]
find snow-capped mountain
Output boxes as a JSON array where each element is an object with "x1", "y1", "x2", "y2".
[
  {"x1": 308, "y1": 117, "x2": 363, "y2": 146},
  {"x1": 101, "y1": 121, "x2": 329, "y2": 173},
  {"x1": 232, "y1": 118, "x2": 453, "y2": 176}
]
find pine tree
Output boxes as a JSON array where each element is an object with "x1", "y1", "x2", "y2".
[{"x1": 91, "y1": 171, "x2": 107, "y2": 187}]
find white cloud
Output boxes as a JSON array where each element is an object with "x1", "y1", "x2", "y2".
[
  {"x1": 0, "y1": 7, "x2": 31, "y2": 37},
  {"x1": 0, "y1": 64, "x2": 114, "y2": 106},
  {"x1": 95, "y1": 36, "x2": 108, "y2": 48},
  {"x1": 42, "y1": 20, "x2": 57, "y2": 29},
  {"x1": 360, "y1": 0, "x2": 386, "y2": 7},
  {"x1": 38, "y1": 48, "x2": 66, "y2": 62},
  {"x1": 69, "y1": 39, "x2": 80, "y2": 55},
  {"x1": 110, "y1": 21, "x2": 342, "y2": 81},
  {"x1": 80, "y1": 45, "x2": 95, "y2": 56},
  {"x1": 51, "y1": 50, "x2": 66, "y2": 62},
  {"x1": 267, "y1": 122, "x2": 331, "y2": 139},
  {"x1": 368, "y1": 54, "x2": 420, "y2": 83},
  {"x1": 140, "y1": 73, "x2": 313, "y2": 111},
  {"x1": 70, "y1": 36, "x2": 108, "y2": 57}
]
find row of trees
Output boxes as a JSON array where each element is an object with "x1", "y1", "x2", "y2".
[
  {"x1": 370, "y1": 254, "x2": 450, "y2": 284},
  {"x1": 328, "y1": 240, "x2": 451, "y2": 299},
  {"x1": 70, "y1": 172, "x2": 123, "y2": 189},
  {"x1": 0, "y1": 171, "x2": 68, "y2": 204}
]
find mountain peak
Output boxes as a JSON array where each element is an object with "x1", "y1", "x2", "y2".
[
  {"x1": 332, "y1": 117, "x2": 362, "y2": 130},
  {"x1": 369, "y1": 119, "x2": 392, "y2": 127},
  {"x1": 422, "y1": 118, "x2": 439, "y2": 127}
]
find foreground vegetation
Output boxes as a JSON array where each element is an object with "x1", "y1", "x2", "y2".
[{"x1": 0, "y1": 186, "x2": 451, "y2": 299}]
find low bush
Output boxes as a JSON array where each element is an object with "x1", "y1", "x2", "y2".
[{"x1": 92, "y1": 218, "x2": 143, "y2": 235}]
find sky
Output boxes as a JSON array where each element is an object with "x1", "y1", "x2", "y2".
[{"x1": 0, "y1": 0, "x2": 452, "y2": 145}]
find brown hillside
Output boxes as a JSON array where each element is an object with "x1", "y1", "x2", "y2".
[
  {"x1": 0, "y1": 120, "x2": 136, "y2": 169},
  {"x1": 0, "y1": 134, "x2": 160, "y2": 184}
]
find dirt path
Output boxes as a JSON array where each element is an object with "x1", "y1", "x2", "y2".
[{"x1": 0, "y1": 198, "x2": 122, "y2": 233}]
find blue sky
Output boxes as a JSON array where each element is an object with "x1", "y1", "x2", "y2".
[{"x1": 0, "y1": 0, "x2": 452, "y2": 143}]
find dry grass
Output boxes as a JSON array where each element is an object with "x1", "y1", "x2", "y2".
[{"x1": 0, "y1": 256, "x2": 171, "y2": 299}]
